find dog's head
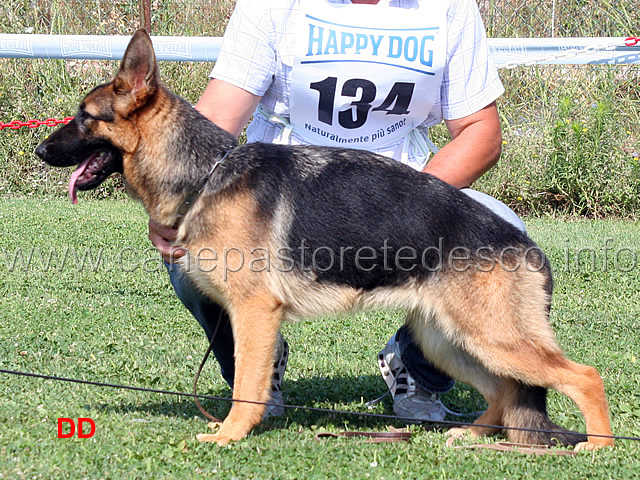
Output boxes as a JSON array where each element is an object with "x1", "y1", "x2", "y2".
[{"x1": 36, "y1": 29, "x2": 160, "y2": 203}]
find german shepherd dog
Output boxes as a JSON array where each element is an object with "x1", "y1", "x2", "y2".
[{"x1": 37, "y1": 30, "x2": 613, "y2": 450}]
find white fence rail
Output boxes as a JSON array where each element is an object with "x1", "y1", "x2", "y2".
[{"x1": 0, "y1": 34, "x2": 638, "y2": 66}]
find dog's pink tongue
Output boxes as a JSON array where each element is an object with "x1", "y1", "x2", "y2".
[{"x1": 68, "y1": 157, "x2": 92, "y2": 204}]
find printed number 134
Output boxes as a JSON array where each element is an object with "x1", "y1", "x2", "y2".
[{"x1": 309, "y1": 77, "x2": 414, "y2": 129}]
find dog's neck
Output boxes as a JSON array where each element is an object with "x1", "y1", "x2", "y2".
[
  {"x1": 173, "y1": 147, "x2": 234, "y2": 226},
  {"x1": 129, "y1": 88, "x2": 238, "y2": 228}
]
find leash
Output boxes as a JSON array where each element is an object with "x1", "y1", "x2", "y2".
[
  {"x1": 3, "y1": 308, "x2": 638, "y2": 451},
  {"x1": 315, "y1": 427, "x2": 412, "y2": 443},
  {"x1": 192, "y1": 336, "x2": 222, "y2": 423},
  {"x1": 446, "y1": 441, "x2": 580, "y2": 456},
  {"x1": 192, "y1": 310, "x2": 224, "y2": 424},
  {"x1": 188, "y1": 312, "x2": 418, "y2": 442},
  {"x1": 174, "y1": 148, "x2": 233, "y2": 222},
  {"x1": 3, "y1": 311, "x2": 637, "y2": 450},
  {"x1": 4, "y1": 367, "x2": 639, "y2": 443}
]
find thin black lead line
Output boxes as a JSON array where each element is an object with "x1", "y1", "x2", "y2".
[{"x1": 2, "y1": 368, "x2": 639, "y2": 443}]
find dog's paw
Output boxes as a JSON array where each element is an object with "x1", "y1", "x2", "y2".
[
  {"x1": 196, "y1": 433, "x2": 233, "y2": 446},
  {"x1": 574, "y1": 439, "x2": 615, "y2": 452},
  {"x1": 196, "y1": 420, "x2": 252, "y2": 446},
  {"x1": 196, "y1": 422, "x2": 232, "y2": 446},
  {"x1": 445, "y1": 427, "x2": 470, "y2": 447}
]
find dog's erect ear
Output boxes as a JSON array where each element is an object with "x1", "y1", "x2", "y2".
[{"x1": 113, "y1": 29, "x2": 159, "y2": 108}]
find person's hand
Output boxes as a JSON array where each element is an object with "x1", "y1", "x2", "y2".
[{"x1": 148, "y1": 219, "x2": 186, "y2": 263}]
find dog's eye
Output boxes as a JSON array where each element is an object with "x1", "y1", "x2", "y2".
[
  {"x1": 75, "y1": 109, "x2": 87, "y2": 123},
  {"x1": 76, "y1": 107, "x2": 113, "y2": 125},
  {"x1": 77, "y1": 107, "x2": 91, "y2": 120},
  {"x1": 75, "y1": 108, "x2": 99, "y2": 133},
  {"x1": 74, "y1": 113, "x2": 88, "y2": 133}
]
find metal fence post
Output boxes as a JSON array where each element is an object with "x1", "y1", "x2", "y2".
[{"x1": 140, "y1": 0, "x2": 152, "y2": 33}]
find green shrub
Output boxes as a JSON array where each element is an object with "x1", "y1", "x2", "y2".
[{"x1": 476, "y1": 66, "x2": 640, "y2": 218}]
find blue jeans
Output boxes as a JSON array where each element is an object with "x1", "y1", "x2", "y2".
[
  {"x1": 166, "y1": 263, "x2": 454, "y2": 394},
  {"x1": 168, "y1": 264, "x2": 236, "y2": 387}
]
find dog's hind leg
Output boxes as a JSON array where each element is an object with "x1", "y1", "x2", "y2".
[
  {"x1": 534, "y1": 360, "x2": 612, "y2": 450},
  {"x1": 409, "y1": 307, "x2": 604, "y2": 448},
  {"x1": 487, "y1": 354, "x2": 611, "y2": 450},
  {"x1": 197, "y1": 291, "x2": 283, "y2": 446},
  {"x1": 406, "y1": 310, "x2": 508, "y2": 440},
  {"x1": 428, "y1": 267, "x2": 613, "y2": 450}
]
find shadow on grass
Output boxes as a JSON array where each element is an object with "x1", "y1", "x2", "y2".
[{"x1": 95, "y1": 374, "x2": 485, "y2": 434}]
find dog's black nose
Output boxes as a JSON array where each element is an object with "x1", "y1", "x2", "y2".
[{"x1": 35, "y1": 142, "x2": 47, "y2": 160}]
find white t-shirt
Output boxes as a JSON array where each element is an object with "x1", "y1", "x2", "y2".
[{"x1": 211, "y1": 0, "x2": 504, "y2": 166}]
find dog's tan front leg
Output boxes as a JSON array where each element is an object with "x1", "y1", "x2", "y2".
[{"x1": 198, "y1": 292, "x2": 283, "y2": 446}]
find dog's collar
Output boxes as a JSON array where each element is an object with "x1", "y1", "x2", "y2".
[{"x1": 175, "y1": 148, "x2": 233, "y2": 223}]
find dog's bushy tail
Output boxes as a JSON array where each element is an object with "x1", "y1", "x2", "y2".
[{"x1": 502, "y1": 384, "x2": 587, "y2": 446}]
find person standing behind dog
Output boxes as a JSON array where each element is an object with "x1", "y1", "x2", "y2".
[{"x1": 150, "y1": 0, "x2": 526, "y2": 421}]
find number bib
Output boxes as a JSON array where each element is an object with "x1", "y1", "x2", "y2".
[{"x1": 290, "y1": 0, "x2": 447, "y2": 149}]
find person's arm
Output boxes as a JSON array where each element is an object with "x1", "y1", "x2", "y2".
[
  {"x1": 422, "y1": 101, "x2": 502, "y2": 189},
  {"x1": 149, "y1": 79, "x2": 262, "y2": 262},
  {"x1": 195, "y1": 78, "x2": 261, "y2": 136}
]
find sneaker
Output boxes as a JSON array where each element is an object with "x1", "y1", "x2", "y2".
[
  {"x1": 264, "y1": 334, "x2": 289, "y2": 418},
  {"x1": 377, "y1": 337, "x2": 447, "y2": 422}
]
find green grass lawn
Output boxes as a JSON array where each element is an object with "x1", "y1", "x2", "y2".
[{"x1": 1, "y1": 197, "x2": 640, "y2": 479}]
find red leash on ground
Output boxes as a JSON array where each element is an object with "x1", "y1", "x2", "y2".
[{"x1": 0, "y1": 116, "x2": 73, "y2": 131}]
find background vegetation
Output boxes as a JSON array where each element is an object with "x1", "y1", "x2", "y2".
[{"x1": 0, "y1": 0, "x2": 638, "y2": 216}]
